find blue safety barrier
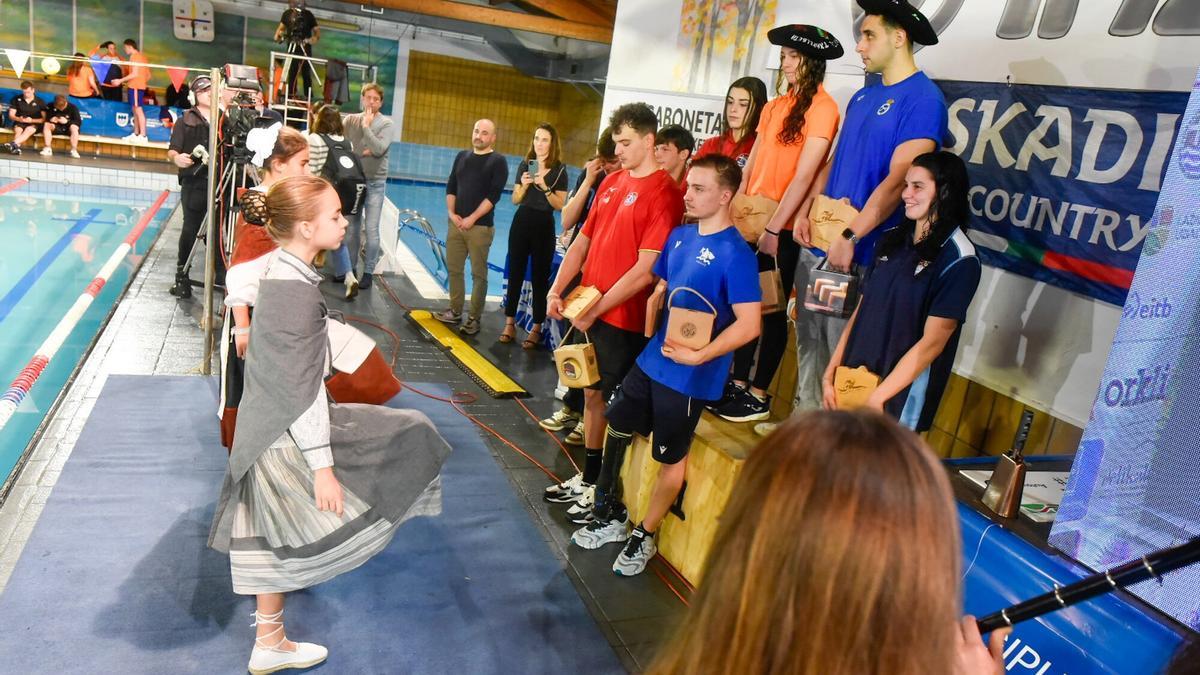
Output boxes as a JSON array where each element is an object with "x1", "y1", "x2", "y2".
[{"x1": 0, "y1": 86, "x2": 178, "y2": 143}]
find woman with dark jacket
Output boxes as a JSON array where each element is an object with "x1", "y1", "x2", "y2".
[{"x1": 823, "y1": 151, "x2": 981, "y2": 430}]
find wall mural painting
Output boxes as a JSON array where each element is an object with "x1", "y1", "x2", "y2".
[{"x1": 674, "y1": 0, "x2": 777, "y2": 94}]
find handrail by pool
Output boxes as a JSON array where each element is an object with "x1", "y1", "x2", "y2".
[{"x1": 395, "y1": 208, "x2": 505, "y2": 274}]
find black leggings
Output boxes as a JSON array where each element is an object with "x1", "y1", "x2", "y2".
[
  {"x1": 730, "y1": 233, "x2": 799, "y2": 390},
  {"x1": 504, "y1": 206, "x2": 556, "y2": 323}
]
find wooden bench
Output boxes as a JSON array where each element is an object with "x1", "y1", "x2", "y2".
[
  {"x1": 0, "y1": 126, "x2": 169, "y2": 161},
  {"x1": 619, "y1": 412, "x2": 758, "y2": 584}
]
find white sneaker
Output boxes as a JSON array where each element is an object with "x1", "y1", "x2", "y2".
[
  {"x1": 39, "y1": 147, "x2": 52, "y2": 157},
  {"x1": 121, "y1": 133, "x2": 139, "y2": 142},
  {"x1": 69, "y1": 149, "x2": 80, "y2": 159},
  {"x1": 138, "y1": 134, "x2": 149, "y2": 143},
  {"x1": 753, "y1": 421, "x2": 778, "y2": 437},
  {"x1": 543, "y1": 471, "x2": 587, "y2": 503},
  {"x1": 613, "y1": 531, "x2": 657, "y2": 576},
  {"x1": 247, "y1": 641, "x2": 328, "y2": 674},
  {"x1": 571, "y1": 514, "x2": 629, "y2": 550},
  {"x1": 563, "y1": 420, "x2": 585, "y2": 446},
  {"x1": 538, "y1": 406, "x2": 579, "y2": 432},
  {"x1": 566, "y1": 485, "x2": 595, "y2": 524}
]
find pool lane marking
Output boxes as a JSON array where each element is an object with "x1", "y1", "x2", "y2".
[
  {"x1": 0, "y1": 190, "x2": 170, "y2": 425},
  {"x1": 0, "y1": 178, "x2": 29, "y2": 196},
  {"x1": 0, "y1": 208, "x2": 103, "y2": 325}
]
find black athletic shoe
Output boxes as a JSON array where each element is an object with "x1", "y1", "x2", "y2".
[
  {"x1": 707, "y1": 380, "x2": 745, "y2": 412},
  {"x1": 714, "y1": 390, "x2": 770, "y2": 423},
  {"x1": 359, "y1": 273, "x2": 373, "y2": 289},
  {"x1": 168, "y1": 273, "x2": 193, "y2": 299}
]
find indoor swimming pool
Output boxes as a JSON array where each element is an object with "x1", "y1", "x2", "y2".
[{"x1": 0, "y1": 180, "x2": 173, "y2": 485}]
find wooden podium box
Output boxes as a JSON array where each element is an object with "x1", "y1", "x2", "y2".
[{"x1": 619, "y1": 412, "x2": 756, "y2": 585}]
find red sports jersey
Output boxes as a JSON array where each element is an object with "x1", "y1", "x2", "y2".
[
  {"x1": 693, "y1": 131, "x2": 757, "y2": 169},
  {"x1": 580, "y1": 169, "x2": 684, "y2": 332}
]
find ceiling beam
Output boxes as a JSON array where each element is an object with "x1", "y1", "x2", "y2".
[
  {"x1": 516, "y1": 0, "x2": 611, "y2": 25},
  {"x1": 359, "y1": 0, "x2": 612, "y2": 43}
]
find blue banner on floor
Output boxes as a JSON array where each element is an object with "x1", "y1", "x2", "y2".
[{"x1": 0, "y1": 87, "x2": 178, "y2": 143}]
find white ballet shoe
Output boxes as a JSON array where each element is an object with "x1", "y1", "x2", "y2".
[{"x1": 247, "y1": 609, "x2": 328, "y2": 674}]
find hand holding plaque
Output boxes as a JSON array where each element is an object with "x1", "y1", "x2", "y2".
[
  {"x1": 806, "y1": 195, "x2": 860, "y2": 251},
  {"x1": 833, "y1": 365, "x2": 881, "y2": 409}
]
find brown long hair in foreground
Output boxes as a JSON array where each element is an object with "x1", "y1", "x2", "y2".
[
  {"x1": 648, "y1": 410, "x2": 961, "y2": 675},
  {"x1": 264, "y1": 175, "x2": 334, "y2": 243}
]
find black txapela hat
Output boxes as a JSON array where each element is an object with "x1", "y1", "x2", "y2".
[
  {"x1": 857, "y1": 0, "x2": 939, "y2": 45},
  {"x1": 766, "y1": 24, "x2": 844, "y2": 60}
]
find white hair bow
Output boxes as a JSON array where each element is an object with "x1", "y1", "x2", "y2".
[{"x1": 246, "y1": 122, "x2": 283, "y2": 168}]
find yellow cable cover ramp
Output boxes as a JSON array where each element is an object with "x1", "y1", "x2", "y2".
[{"x1": 406, "y1": 310, "x2": 528, "y2": 398}]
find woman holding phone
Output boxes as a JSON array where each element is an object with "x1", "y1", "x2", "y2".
[{"x1": 500, "y1": 123, "x2": 569, "y2": 349}]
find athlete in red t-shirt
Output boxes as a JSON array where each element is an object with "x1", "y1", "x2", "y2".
[{"x1": 545, "y1": 103, "x2": 684, "y2": 509}]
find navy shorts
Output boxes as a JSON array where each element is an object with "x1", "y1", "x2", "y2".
[
  {"x1": 605, "y1": 364, "x2": 704, "y2": 465},
  {"x1": 573, "y1": 319, "x2": 647, "y2": 399},
  {"x1": 127, "y1": 88, "x2": 145, "y2": 108}
]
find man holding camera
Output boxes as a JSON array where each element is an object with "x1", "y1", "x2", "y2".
[
  {"x1": 574, "y1": 155, "x2": 760, "y2": 576},
  {"x1": 274, "y1": 0, "x2": 320, "y2": 100},
  {"x1": 4, "y1": 81, "x2": 45, "y2": 155},
  {"x1": 166, "y1": 75, "x2": 216, "y2": 299}
]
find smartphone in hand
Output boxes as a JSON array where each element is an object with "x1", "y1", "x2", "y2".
[{"x1": 527, "y1": 159, "x2": 539, "y2": 177}]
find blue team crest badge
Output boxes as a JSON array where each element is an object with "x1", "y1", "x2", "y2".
[
  {"x1": 696, "y1": 247, "x2": 715, "y2": 266},
  {"x1": 623, "y1": 192, "x2": 638, "y2": 206},
  {"x1": 876, "y1": 99, "x2": 894, "y2": 116}
]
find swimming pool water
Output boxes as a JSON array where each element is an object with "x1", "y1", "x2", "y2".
[
  {"x1": 0, "y1": 181, "x2": 172, "y2": 485},
  {"x1": 387, "y1": 178, "x2": 561, "y2": 296}
]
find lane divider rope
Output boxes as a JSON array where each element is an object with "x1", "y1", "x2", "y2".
[{"x1": 0, "y1": 189, "x2": 171, "y2": 429}]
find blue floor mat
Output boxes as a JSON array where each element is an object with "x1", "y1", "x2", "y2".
[{"x1": 0, "y1": 375, "x2": 622, "y2": 674}]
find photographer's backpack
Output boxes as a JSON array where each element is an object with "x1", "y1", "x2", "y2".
[{"x1": 319, "y1": 134, "x2": 367, "y2": 216}]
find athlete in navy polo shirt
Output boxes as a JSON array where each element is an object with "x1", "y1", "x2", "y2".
[
  {"x1": 824, "y1": 151, "x2": 980, "y2": 430},
  {"x1": 789, "y1": 0, "x2": 949, "y2": 416},
  {"x1": 571, "y1": 155, "x2": 761, "y2": 576}
]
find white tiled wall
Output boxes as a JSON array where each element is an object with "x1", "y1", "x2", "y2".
[{"x1": 0, "y1": 158, "x2": 179, "y2": 193}]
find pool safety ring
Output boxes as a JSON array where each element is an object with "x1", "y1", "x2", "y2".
[{"x1": 405, "y1": 310, "x2": 528, "y2": 398}]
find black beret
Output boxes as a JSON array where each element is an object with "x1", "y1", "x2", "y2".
[
  {"x1": 766, "y1": 24, "x2": 844, "y2": 60},
  {"x1": 857, "y1": 0, "x2": 939, "y2": 46}
]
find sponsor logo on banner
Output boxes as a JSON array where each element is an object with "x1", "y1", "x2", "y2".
[
  {"x1": 1122, "y1": 291, "x2": 1172, "y2": 319},
  {"x1": 940, "y1": 80, "x2": 1189, "y2": 305},
  {"x1": 1101, "y1": 364, "x2": 1171, "y2": 407},
  {"x1": 115, "y1": 112, "x2": 129, "y2": 127},
  {"x1": 1180, "y1": 113, "x2": 1200, "y2": 179}
]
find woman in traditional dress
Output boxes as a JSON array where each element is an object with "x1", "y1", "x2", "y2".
[{"x1": 209, "y1": 175, "x2": 451, "y2": 674}]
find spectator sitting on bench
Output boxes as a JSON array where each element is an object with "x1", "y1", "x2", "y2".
[
  {"x1": 41, "y1": 95, "x2": 83, "y2": 159},
  {"x1": 5, "y1": 81, "x2": 46, "y2": 155}
]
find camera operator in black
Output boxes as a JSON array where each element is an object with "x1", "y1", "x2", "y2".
[
  {"x1": 273, "y1": 0, "x2": 319, "y2": 100},
  {"x1": 166, "y1": 75, "x2": 221, "y2": 299}
]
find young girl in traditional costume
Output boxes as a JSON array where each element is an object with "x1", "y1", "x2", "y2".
[{"x1": 209, "y1": 175, "x2": 451, "y2": 674}]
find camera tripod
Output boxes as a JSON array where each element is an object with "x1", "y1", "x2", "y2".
[
  {"x1": 280, "y1": 39, "x2": 322, "y2": 102},
  {"x1": 179, "y1": 148, "x2": 260, "y2": 289}
]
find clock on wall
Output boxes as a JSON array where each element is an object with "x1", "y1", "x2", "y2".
[{"x1": 173, "y1": 0, "x2": 215, "y2": 42}]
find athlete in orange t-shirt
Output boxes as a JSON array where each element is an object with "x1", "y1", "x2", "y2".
[
  {"x1": 545, "y1": 102, "x2": 684, "y2": 510},
  {"x1": 711, "y1": 24, "x2": 844, "y2": 426},
  {"x1": 114, "y1": 39, "x2": 150, "y2": 142}
]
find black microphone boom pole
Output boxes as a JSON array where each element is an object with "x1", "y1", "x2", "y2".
[{"x1": 977, "y1": 537, "x2": 1200, "y2": 633}]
